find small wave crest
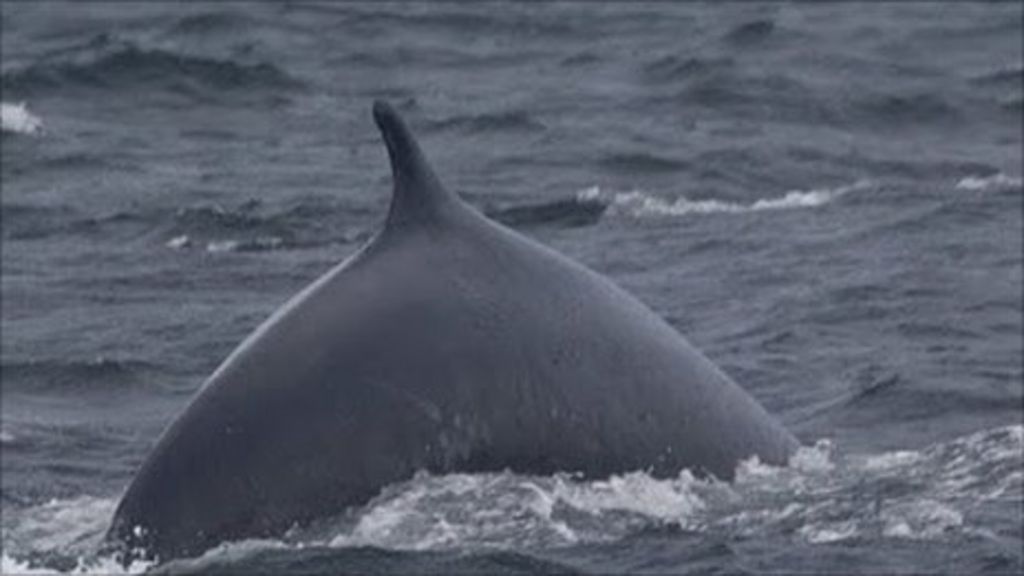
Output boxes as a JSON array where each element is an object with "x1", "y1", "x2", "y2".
[
  {"x1": 580, "y1": 179, "x2": 871, "y2": 218},
  {"x1": 1, "y1": 101, "x2": 43, "y2": 135}
]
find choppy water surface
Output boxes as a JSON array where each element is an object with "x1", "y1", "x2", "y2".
[{"x1": 2, "y1": 2, "x2": 1021, "y2": 574}]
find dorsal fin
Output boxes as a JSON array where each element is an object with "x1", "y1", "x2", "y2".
[{"x1": 373, "y1": 100, "x2": 461, "y2": 229}]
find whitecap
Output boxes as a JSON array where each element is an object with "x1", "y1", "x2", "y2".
[
  {"x1": 205, "y1": 239, "x2": 240, "y2": 253},
  {"x1": 205, "y1": 236, "x2": 283, "y2": 253},
  {"x1": 859, "y1": 449, "x2": 924, "y2": 471},
  {"x1": 165, "y1": 235, "x2": 191, "y2": 250},
  {"x1": 955, "y1": 173, "x2": 1022, "y2": 191},
  {"x1": 1, "y1": 101, "x2": 43, "y2": 135},
  {"x1": 579, "y1": 179, "x2": 871, "y2": 218}
]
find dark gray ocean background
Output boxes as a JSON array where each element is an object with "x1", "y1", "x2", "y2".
[{"x1": 1, "y1": 2, "x2": 1022, "y2": 574}]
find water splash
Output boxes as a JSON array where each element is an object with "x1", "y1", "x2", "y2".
[
  {"x1": 0, "y1": 497, "x2": 151, "y2": 574},
  {"x1": 0, "y1": 553, "x2": 150, "y2": 576}
]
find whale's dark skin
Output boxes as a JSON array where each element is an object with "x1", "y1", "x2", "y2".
[{"x1": 108, "y1": 101, "x2": 799, "y2": 562}]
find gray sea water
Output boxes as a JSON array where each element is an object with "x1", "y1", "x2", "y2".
[{"x1": 2, "y1": 2, "x2": 1022, "y2": 574}]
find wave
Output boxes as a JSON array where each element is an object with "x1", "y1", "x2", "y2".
[
  {"x1": 854, "y1": 92, "x2": 962, "y2": 126},
  {"x1": 1002, "y1": 96, "x2": 1023, "y2": 114},
  {"x1": 582, "y1": 180, "x2": 871, "y2": 218},
  {"x1": 669, "y1": 72, "x2": 961, "y2": 129},
  {"x1": 483, "y1": 195, "x2": 607, "y2": 229},
  {"x1": 955, "y1": 172, "x2": 1023, "y2": 191},
  {"x1": 722, "y1": 19, "x2": 776, "y2": 46},
  {"x1": 3, "y1": 425, "x2": 1018, "y2": 573},
  {"x1": 328, "y1": 7, "x2": 577, "y2": 38},
  {"x1": 969, "y1": 65, "x2": 1023, "y2": 88},
  {"x1": 426, "y1": 109, "x2": 545, "y2": 134},
  {"x1": 2, "y1": 197, "x2": 369, "y2": 249},
  {"x1": 597, "y1": 152, "x2": 692, "y2": 174},
  {"x1": 1, "y1": 101, "x2": 43, "y2": 135},
  {"x1": 163, "y1": 198, "x2": 371, "y2": 252},
  {"x1": 2, "y1": 39, "x2": 300, "y2": 100},
  {"x1": 6, "y1": 179, "x2": 871, "y2": 248},
  {"x1": 641, "y1": 55, "x2": 733, "y2": 82},
  {"x1": 2, "y1": 203, "x2": 152, "y2": 242},
  {"x1": 2, "y1": 204, "x2": 76, "y2": 241},
  {"x1": 672, "y1": 72, "x2": 833, "y2": 124},
  {"x1": 0, "y1": 357, "x2": 162, "y2": 394},
  {"x1": 166, "y1": 11, "x2": 251, "y2": 36},
  {"x1": 559, "y1": 51, "x2": 602, "y2": 68}
]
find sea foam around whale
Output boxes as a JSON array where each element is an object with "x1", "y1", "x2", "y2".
[{"x1": 2, "y1": 425, "x2": 1019, "y2": 574}]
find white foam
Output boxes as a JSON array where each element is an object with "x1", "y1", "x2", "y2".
[
  {"x1": 1, "y1": 429, "x2": 15, "y2": 444},
  {"x1": 579, "y1": 180, "x2": 870, "y2": 218},
  {"x1": 955, "y1": 173, "x2": 1022, "y2": 191},
  {"x1": 1, "y1": 101, "x2": 43, "y2": 135}
]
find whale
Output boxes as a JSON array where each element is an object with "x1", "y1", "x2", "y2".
[{"x1": 108, "y1": 101, "x2": 799, "y2": 562}]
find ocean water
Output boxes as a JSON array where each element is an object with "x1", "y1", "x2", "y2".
[{"x1": 1, "y1": 2, "x2": 1021, "y2": 574}]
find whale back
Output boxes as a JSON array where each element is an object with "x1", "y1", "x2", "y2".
[{"x1": 108, "y1": 101, "x2": 798, "y2": 562}]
